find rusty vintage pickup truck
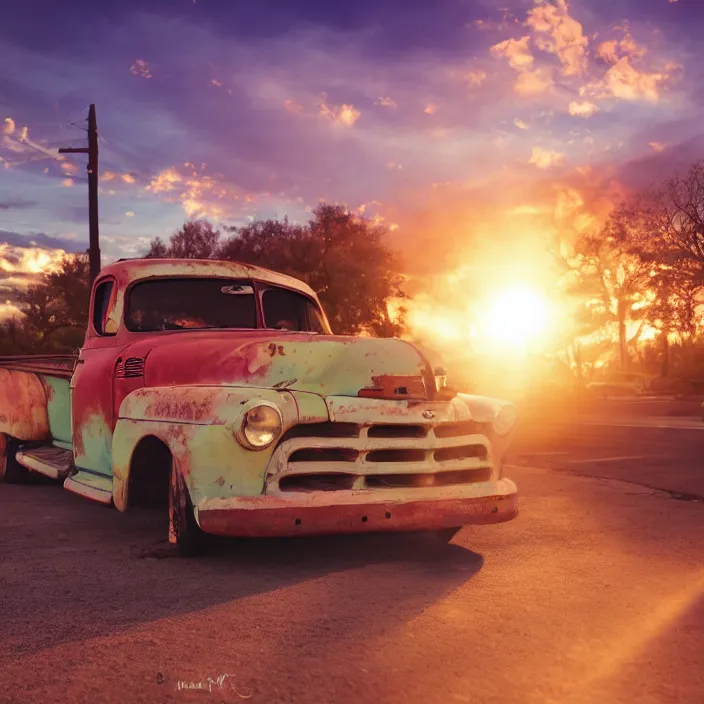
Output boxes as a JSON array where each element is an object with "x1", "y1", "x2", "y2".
[{"x1": 0, "y1": 258, "x2": 518, "y2": 555}]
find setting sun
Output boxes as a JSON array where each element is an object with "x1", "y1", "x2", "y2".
[{"x1": 481, "y1": 286, "x2": 552, "y2": 351}]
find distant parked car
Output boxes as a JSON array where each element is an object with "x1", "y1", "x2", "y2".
[{"x1": 586, "y1": 372, "x2": 651, "y2": 398}]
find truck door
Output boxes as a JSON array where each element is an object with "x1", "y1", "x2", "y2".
[{"x1": 70, "y1": 277, "x2": 121, "y2": 477}]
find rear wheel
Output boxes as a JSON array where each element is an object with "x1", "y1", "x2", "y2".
[
  {"x1": 435, "y1": 527, "x2": 462, "y2": 543},
  {"x1": 0, "y1": 434, "x2": 30, "y2": 483},
  {"x1": 169, "y1": 468, "x2": 206, "y2": 557}
]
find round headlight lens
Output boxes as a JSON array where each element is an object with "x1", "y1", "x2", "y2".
[
  {"x1": 241, "y1": 404, "x2": 283, "y2": 449},
  {"x1": 493, "y1": 404, "x2": 518, "y2": 436}
]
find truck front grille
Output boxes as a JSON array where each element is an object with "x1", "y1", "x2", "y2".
[{"x1": 266, "y1": 420, "x2": 493, "y2": 494}]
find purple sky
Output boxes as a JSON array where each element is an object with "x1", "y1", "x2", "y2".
[{"x1": 1, "y1": 0, "x2": 702, "y2": 302}]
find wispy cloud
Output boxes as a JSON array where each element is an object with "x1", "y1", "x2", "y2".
[
  {"x1": 375, "y1": 96, "x2": 397, "y2": 108},
  {"x1": 491, "y1": 36, "x2": 535, "y2": 70},
  {"x1": 568, "y1": 100, "x2": 599, "y2": 117},
  {"x1": 582, "y1": 57, "x2": 676, "y2": 102},
  {"x1": 0, "y1": 198, "x2": 35, "y2": 210},
  {"x1": 319, "y1": 101, "x2": 361, "y2": 127},
  {"x1": 525, "y1": 0, "x2": 588, "y2": 76},
  {"x1": 529, "y1": 146, "x2": 564, "y2": 169},
  {"x1": 130, "y1": 59, "x2": 153, "y2": 79}
]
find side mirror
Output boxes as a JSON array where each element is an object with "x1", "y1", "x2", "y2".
[{"x1": 104, "y1": 318, "x2": 119, "y2": 335}]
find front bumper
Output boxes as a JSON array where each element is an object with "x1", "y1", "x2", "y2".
[{"x1": 196, "y1": 479, "x2": 518, "y2": 538}]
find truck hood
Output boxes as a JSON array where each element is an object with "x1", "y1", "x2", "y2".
[{"x1": 123, "y1": 331, "x2": 438, "y2": 398}]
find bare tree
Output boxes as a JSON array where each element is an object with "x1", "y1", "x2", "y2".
[{"x1": 653, "y1": 161, "x2": 704, "y2": 267}]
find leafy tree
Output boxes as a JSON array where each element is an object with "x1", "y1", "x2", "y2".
[
  {"x1": 145, "y1": 219, "x2": 221, "y2": 259},
  {"x1": 0, "y1": 317, "x2": 33, "y2": 355},
  {"x1": 220, "y1": 205, "x2": 403, "y2": 336},
  {"x1": 217, "y1": 217, "x2": 311, "y2": 279},
  {"x1": 6, "y1": 253, "x2": 91, "y2": 354},
  {"x1": 148, "y1": 205, "x2": 404, "y2": 337}
]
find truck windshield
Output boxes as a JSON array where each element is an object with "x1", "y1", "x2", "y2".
[
  {"x1": 126, "y1": 278, "x2": 257, "y2": 331},
  {"x1": 125, "y1": 278, "x2": 327, "y2": 333}
]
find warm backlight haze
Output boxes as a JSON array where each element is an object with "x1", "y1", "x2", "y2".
[{"x1": 1, "y1": 0, "x2": 703, "y2": 390}]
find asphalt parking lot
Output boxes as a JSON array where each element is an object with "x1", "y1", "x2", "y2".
[{"x1": 1, "y1": 405, "x2": 702, "y2": 704}]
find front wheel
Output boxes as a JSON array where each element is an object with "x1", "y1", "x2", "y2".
[
  {"x1": 169, "y1": 468, "x2": 206, "y2": 557},
  {"x1": 0, "y1": 434, "x2": 30, "y2": 483}
]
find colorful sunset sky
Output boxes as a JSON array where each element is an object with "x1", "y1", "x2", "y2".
[{"x1": 1, "y1": 0, "x2": 702, "y2": 318}]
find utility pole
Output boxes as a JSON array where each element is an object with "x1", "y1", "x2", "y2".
[{"x1": 59, "y1": 104, "x2": 101, "y2": 283}]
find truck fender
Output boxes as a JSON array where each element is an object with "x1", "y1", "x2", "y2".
[
  {"x1": 112, "y1": 385, "x2": 307, "y2": 511},
  {"x1": 0, "y1": 369, "x2": 50, "y2": 441}
]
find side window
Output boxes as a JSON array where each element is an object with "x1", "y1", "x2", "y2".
[
  {"x1": 305, "y1": 301, "x2": 327, "y2": 334},
  {"x1": 93, "y1": 280, "x2": 116, "y2": 335},
  {"x1": 262, "y1": 288, "x2": 305, "y2": 331},
  {"x1": 262, "y1": 288, "x2": 328, "y2": 333}
]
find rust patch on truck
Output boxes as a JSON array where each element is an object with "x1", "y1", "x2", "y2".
[{"x1": 0, "y1": 368, "x2": 50, "y2": 441}]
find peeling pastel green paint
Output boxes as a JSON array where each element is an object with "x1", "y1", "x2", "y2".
[
  {"x1": 113, "y1": 386, "x2": 303, "y2": 510},
  {"x1": 290, "y1": 390, "x2": 329, "y2": 424},
  {"x1": 228, "y1": 337, "x2": 428, "y2": 397},
  {"x1": 40, "y1": 375, "x2": 72, "y2": 446},
  {"x1": 185, "y1": 424, "x2": 274, "y2": 504},
  {"x1": 75, "y1": 412, "x2": 113, "y2": 477}
]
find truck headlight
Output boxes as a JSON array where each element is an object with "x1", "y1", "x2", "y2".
[
  {"x1": 238, "y1": 403, "x2": 283, "y2": 449},
  {"x1": 493, "y1": 404, "x2": 517, "y2": 436}
]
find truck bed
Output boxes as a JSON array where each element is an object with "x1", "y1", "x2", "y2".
[{"x1": 0, "y1": 355, "x2": 76, "y2": 380}]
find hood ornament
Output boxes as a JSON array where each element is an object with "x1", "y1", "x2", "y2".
[{"x1": 422, "y1": 410, "x2": 435, "y2": 420}]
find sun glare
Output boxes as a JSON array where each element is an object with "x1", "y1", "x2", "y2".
[{"x1": 481, "y1": 285, "x2": 551, "y2": 351}]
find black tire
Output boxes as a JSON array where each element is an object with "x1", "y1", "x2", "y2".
[
  {"x1": 169, "y1": 468, "x2": 206, "y2": 557},
  {"x1": 435, "y1": 527, "x2": 462, "y2": 543},
  {"x1": 0, "y1": 434, "x2": 31, "y2": 484}
]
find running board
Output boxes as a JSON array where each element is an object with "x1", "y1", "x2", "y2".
[
  {"x1": 64, "y1": 472, "x2": 113, "y2": 505},
  {"x1": 16, "y1": 446, "x2": 73, "y2": 480}
]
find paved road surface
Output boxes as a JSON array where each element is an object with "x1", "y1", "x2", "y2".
[{"x1": 1, "y1": 419, "x2": 702, "y2": 704}]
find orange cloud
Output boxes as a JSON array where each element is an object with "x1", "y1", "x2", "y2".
[
  {"x1": 121, "y1": 173, "x2": 136, "y2": 184},
  {"x1": 491, "y1": 36, "x2": 534, "y2": 70},
  {"x1": 584, "y1": 57, "x2": 672, "y2": 102},
  {"x1": 146, "y1": 168, "x2": 182, "y2": 194},
  {"x1": 376, "y1": 96, "x2": 397, "y2": 108},
  {"x1": 526, "y1": 0, "x2": 588, "y2": 76},
  {"x1": 283, "y1": 99, "x2": 303, "y2": 114},
  {"x1": 465, "y1": 70, "x2": 487, "y2": 88},
  {"x1": 319, "y1": 101, "x2": 361, "y2": 126},
  {"x1": 102, "y1": 171, "x2": 117, "y2": 181},
  {"x1": 62, "y1": 178, "x2": 74, "y2": 187},
  {"x1": 515, "y1": 68, "x2": 554, "y2": 96},
  {"x1": 568, "y1": 100, "x2": 599, "y2": 117},
  {"x1": 514, "y1": 118, "x2": 530, "y2": 129},
  {"x1": 597, "y1": 30, "x2": 647, "y2": 65},
  {"x1": 3, "y1": 117, "x2": 15, "y2": 135},
  {"x1": 0, "y1": 244, "x2": 69, "y2": 277},
  {"x1": 145, "y1": 164, "x2": 258, "y2": 219},
  {"x1": 597, "y1": 40, "x2": 619, "y2": 64},
  {"x1": 529, "y1": 146, "x2": 564, "y2": 169},
  {"x1": 130, "y1": 59, "x2": 152, "y2": 79},
  {"x1": 424, "y1": 104, "x2": 436, "y2": 114},
  {"x1": 649, "y1": 142, "x2": 667, "y2": 152}
]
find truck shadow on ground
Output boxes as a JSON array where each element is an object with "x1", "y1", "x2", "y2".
[{"x1": 1, "y1": 484, "x2": 484, "y2": 659}]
